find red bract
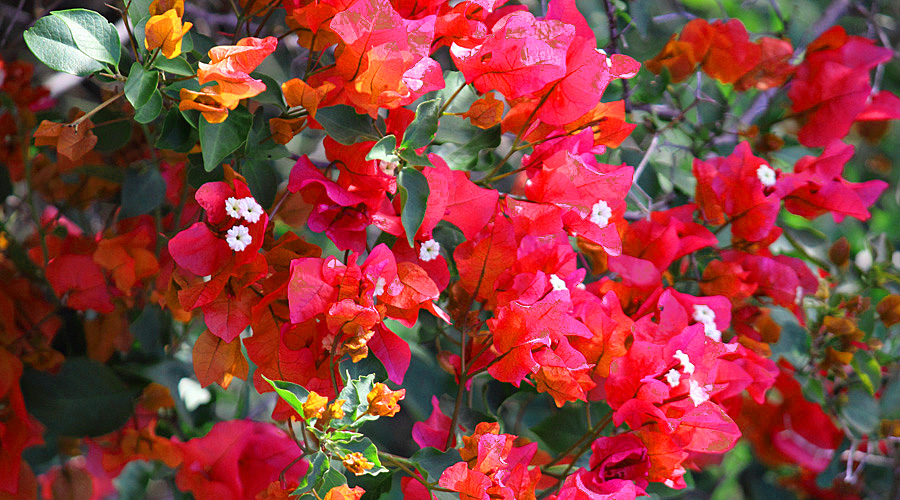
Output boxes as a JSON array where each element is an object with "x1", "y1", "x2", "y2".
[
  {"x1": 412, "y1": 396, "x2": 461, "y2": 450},
  {"x1": 329, "y1": 0, "x2": 443, "y2": 115},
  {"x1": 451, "y1": 9, "x2": 573, "y2": 99},
  {"x1": 789, "y1": 26, "x2": 899, "y2": 147},
  {"x1": 778, "y1": 141, "x2": 887, "y2": 222},
  {"x1": 0, "y1": 350, "x2": 44, "y2": 496},
  {"x1": 175, "y1": 420, "x2": 308, "y2": 500},
  {"x1": 693, "y1": 141, "x2": 781, "y2": 242}
]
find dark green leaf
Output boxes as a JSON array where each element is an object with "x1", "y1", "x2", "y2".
[
  {"x1": 20, "y1": 357, "x2": 137, "y2": 437},
  {"x1": 152, "y1": 55, "x2": 195, "y2": 76},
  {"x1": 199, "y1": 107, "x2": 252, "y2": 171},
  {"x1": 409, "y1": 447, "x2": 460, "y2": 482},
  {"x1": 314, "y1": 105, "x2": 379, "y2": 145},
  {"x1": 244, "y1": 109, "x2": 289, "y2": 162},
  {"x1": 441, "y1": 125, "x2": 501, "y2": 170},
  {"x1": 125, "y1": 63, "x2": 159, "y2": 109},
  {"x1": 315, "y1": 467, "x2": 347, "y2": 497},
  {"x1": 187, "y1": 155, "x2": 223, "y2": 187},
  {"x1": 24, "y1": 15, "x2": 105, "y2": 76},
  {"x1": 397, "y1": 167, "x2": 429, "y2": 247},
  {"x1": 121, "y1": 164, "x2": 165, "y2": 217},
  {"x1": 127, "y1": 0, "x2": 153, "y2": 24},
  {"x1": 131, "y1": 306, "x2": 165, "y2": 359},
  {"x1": 295, "y1": 452, "x2": 327, "y2": 493},
  {"x1": 880, "y1": 376, "x2": 900, "y2": 419},
  {"x1": 401, "y1": 98, "x2": 441, "y2": 150},
  {"x1": 366, "y1": 135, "x2": 398, "y2": 163},
  {"x1": 156, "y1": 108, "x2": 196, "y2": 152},
  {"x1": 51, "y1": 9, "x2": 120, "y2": 68},
  {"x1": 250, "y1": 72, "x2": 285, "y2": 106},
  {"x1": 800, "y1": 376, "x2": 825, "y2": 405},
  {"x1": 397, "y1": 148, "x2": 433, "y2": 167},
  {"x1": 93, "y1": 112, "x2": 132, "y2": 152},
  {"x1": 243, "y1": 160, "x2": 279, "y2": 209},
  {"x1": 134, "y1": 89, "x2": 163, "y2": 124}
]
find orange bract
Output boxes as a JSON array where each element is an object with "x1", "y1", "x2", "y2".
[{"x1": 144, "y1": 9, "x2": 193, "y2": 59}]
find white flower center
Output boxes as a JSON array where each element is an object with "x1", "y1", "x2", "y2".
[
  {"x1": 674, "y1": 349, "x2": 695, "y2": 375},
  {"x1": 237, "y1": 197, "x2": 264, "y2": 223},
  {"x1": 226, "y1": 225, "x2": 252, "y2": 252},
  {"x1": 419, "y1": 239, "x2": 441, "y2": 262},
  {"x1": 692, "y1": 305, "x2": 721, "y2": 341},
  {"x1": 590, "y1": 200, "x2": 612, "y2": 228},
  {"x1": 549, "y1": 274, "x2": 567, "y2": 291},
  {"x1": 665, "y1": 369, "x2": 682, "y2": 388},
  {"x1": 689, "y1": 380, "x2": 710, "y2": 407},
  {"x1": 756, "y1": 164, "x2": 776, "y2": 187},
  {"x1": 373, "y1": 277, "x2": 386, "y2": 297},
  {"x1": 225, "y1": 197, "x2": 242, "y2": 219}
]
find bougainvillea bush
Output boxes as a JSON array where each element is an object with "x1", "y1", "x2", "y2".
[{"x1": 3, "y1": 0, "x2": 900, "y2": 497}]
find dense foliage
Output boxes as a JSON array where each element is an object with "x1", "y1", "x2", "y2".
[{"x1": 2, "y1": 0, "x2": 900, "y2": 498}]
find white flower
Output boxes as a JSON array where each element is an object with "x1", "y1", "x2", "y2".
[
  {"x1": 178, "y1": 377, "x2": 211, "y2": 411},
  {"x1": 549, "y1": 274, "x2": 568, "y2": 291},
  {"x1": 689, "y1": 380, "x2": 710, "y2": 407},
  {"x1": 665, "y1": 368, "x2": 682, "y2": 388},
  {"x1": 692, "y1": 304, "x2": 716, "y2": 324},
  {"x1": 590, "y1": 200, "x2": 612, "y2": 228},
  {"x1": 702, "y1": 322, "x2": 722, "y2": 342},
  {"x1": 892, "y1": 251, "x2": 900, "y2": 270},
  {"x1": 225, "y1": 197, "x2": 242, "y2": 219},
  {"x1": 855, "y1": 249, "x2": 873, "y2": 271},
  {"x1": 226, "y1": 225, "x2": 252, "y2": 252},
  {"x1": 237, "y1": 197, "x2": 264, "y2": 223},
  {"x1": 373, "y1": 277, "x2": 387, "y2": 297},
  {"x1": 419, "y1": 239, "x2": 441, "y2": 262},
  {"x1": 756, "y1": 164, "x2": 777, "y2": 187},
  {"x1": 674, "y1": 349, "x2": 695, "y2": 374}
]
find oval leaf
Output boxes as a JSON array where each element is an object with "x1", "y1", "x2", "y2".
[
  {"x1": 24, "y1": 15, "x2": 105, "y2": 76},
  {"x1": 199, "y1": 107, "x2": 252, "y2": 171},
  {"x1": 402, "y1": 98, "x2": 441, "y2": 150},
  {"x1": 397, "y1": 167, "x2": 430, "y2": 247},
  {"x1": 51, "y1": 9, "x2": 121, "y2": 68},
  {"x1": 314, "y1": 105, "x2": 379, "y2": 145},
  {"x1": 125, "y1": 63, "x2": 159, "y2": 109}
]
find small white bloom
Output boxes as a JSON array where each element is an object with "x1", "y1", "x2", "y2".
[
  {"x1": 756, "y1": 164, "x2": 777, "y2": 187},
  {"x1": 702, "y1": 322, "x2": 722, "y2": 342},
  {"x1": 178, "y1": 377, "x2": 211, "y2": 411},
  {"x1": 225, "y1": 197, "x2": 242, "y2": 219},
  {"x1": 373, "y1": 277, "x2": 387, "y2": 297},
  {"x1": 419, "y1": 239, "x2": 441, "y2": 262},
  {"x1": 855, "y1": 249, "x2": 873, "y2": 271},
  {"x1": 692, "y1": 304, "x2": 716, "y2": 324},
  {"x1": 590, "y1": 200, "x2": 612, "y2": 228},
  {"x1": 226, "y1": 225, "x2": 252, "y2": 252},
  {"x1": 665, "y1": 368, "x2": 682, "y2": 388},
  {"x1": 549, "y1": 274, "x2": 568, "y2": 292},
  {"x1": 237, "y1": 197, "x2": 264, "y2": 223},
  {"x1": 689, "y1": 380, "x2": 710, "y2": 407},
  {"x1": 893, "y1": 251, "x2": 900, "y2": 270},
  {"x1": 674, "y1": 349, "x2": 695, "y2": 374}
]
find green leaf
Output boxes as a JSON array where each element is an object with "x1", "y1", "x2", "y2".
[
  {"x1": 199, "y1": 107, "x2": 252, "y2": 171},
  {"x1": 314, "y1": 105, "x2": 379, "y2": 145},
  {"x1": 127, "y1": 0, "x2": 153, "y2": 24},
  {"x1": 20, "y1": 357, "x2": 137, "y2": 437},
  {"x1": 131, "y1": 305, "x2": 165, "y2": 359},
  {"x1": 295, "y1": 452, "x2": 327, "y2": 493},
  {"x1": 152, "y1": 55, "x2": 195, "y2": 76},
  {"x1": 852, "y1": 350, "x2": 881, "y2": 395},
  {"x1": 125, "y1": 63, "x2": 159, "y2": 109},
  {"x1": 397, "y1": 147, "x2": 433, "y2": 167},
  {"x1": 121, "y1": 164, "x2": 166, "y2": 217},
  {"x1": 441, "y1": 125, "x2": 501, "y2": 170},
  {"x1": 329, "y1": 430, "x2": 364, "y2": 443},
  {"x1": 315, "y1": 467, "x2": 347, "y2": 497},
  {"x1": 336, "y1": 373, "x2": 375, "y2": 425},
  {"x1": 401, "y1": 98, "x2": 441, "y2": 150},
  {"x1": 51, "y1": 9, "x2": 121, "y2": 68},
  {"x1": 92, "y1": 111, "x2": 132, "y2": 152},
  {"x1": 134, "y1": 89, "x2": 163, "y2": 124},
  {"x1": 880, "y1": 376, "x2": 900, "y2": 419},
  {"x1": 366, "y1": 135, "x2": 399, "y2": 163},
  {"x1": 409, "y1": 447, "x2": 460, "y2": 482},
  {"x1": 24, "y1": 15, "x2": 105, "y2": 76},
  {"x1": 841, "y1": 387, "x2": 880, "y2": 436},
  {"x1": 244, "y1": 109, "x2": 289, "y2": 162},
  {"x1": 243, "y1": 159, "x2": 279, "y2": 210},
  {"x1": 262, "y1": 375, "x2": 310, "y2": 417},
  {"x1": 156, "y1": 108, "x2": 197, "y2": 152},
  {"x1": 397, "y1": 167, "x2": 430, "y2": 247}
]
